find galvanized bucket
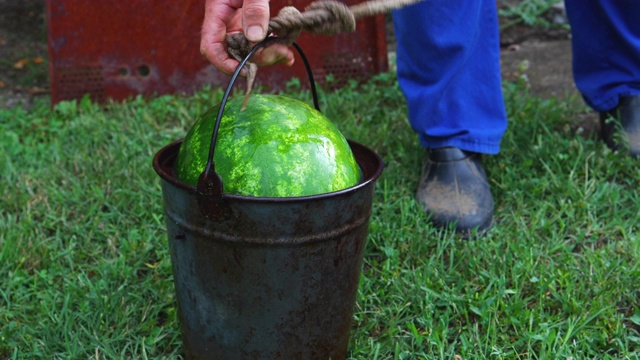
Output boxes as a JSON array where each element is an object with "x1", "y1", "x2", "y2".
[{"x1": 152, "y1": 39, "x2": 384, "y2": 359}]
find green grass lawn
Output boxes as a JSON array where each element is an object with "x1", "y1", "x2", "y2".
[{"x1": 1, "y1": 72, "x2": 639, "y2": 359}]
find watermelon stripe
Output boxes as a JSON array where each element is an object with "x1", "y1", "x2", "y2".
[{"x1": 174, "y1": 94, "x2": 361, "y2": 197}]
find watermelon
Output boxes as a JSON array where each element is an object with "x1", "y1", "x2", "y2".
[{"x1": 174, "y1": 94, "x2": 361, "y2": 197}]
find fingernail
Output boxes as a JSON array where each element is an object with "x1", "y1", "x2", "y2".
[{"x1": 246, "y1": 25, "x2": 264, "y2": 42}]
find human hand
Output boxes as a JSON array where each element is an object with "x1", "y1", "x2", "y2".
[{"x1": 200, "y1": 0, "x2": 295, "y2": 75}]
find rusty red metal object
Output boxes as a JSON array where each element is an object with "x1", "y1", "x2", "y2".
[
  {"x1": 45, "y1": 0, "x2": 388, "y2": 105},
  {"x1": 153, "y1": 140, "x2": 383, "y2": 359}
]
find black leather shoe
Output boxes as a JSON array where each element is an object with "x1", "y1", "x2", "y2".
[
  {"x1": 416, "y1": 147, "x2": 494, "y2": 235},
  {"x1": 599, "y1": 95, "x2": 640, "y2": 158}
]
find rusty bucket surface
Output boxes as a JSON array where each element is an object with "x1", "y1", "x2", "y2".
[{"x1": 153, "y1": 139, "x2": 383, "y2": 359}]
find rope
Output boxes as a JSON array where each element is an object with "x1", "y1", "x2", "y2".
[
  {"x1": 226, "y1": 0, "x2": 424, "y2": 63},
  {"x1": 224, "y1": 0, "x2": 424, "y2": 109}
]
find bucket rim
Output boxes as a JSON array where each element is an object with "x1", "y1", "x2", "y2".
[{"x1": 152, "y1": 139, "x2": 384, "y2": 203}]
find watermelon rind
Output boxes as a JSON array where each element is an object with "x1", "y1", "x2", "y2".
[{"x1": 174, "y1": 94, "x2": 361, "y2": 197}]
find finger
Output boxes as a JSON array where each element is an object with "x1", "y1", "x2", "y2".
[
  {"x1": 201, "y1": 0, "x2": 243, "y2": 75},
  {"x1": 252, "y1": 44, "x2": 295, "y2": 67},
  {"x1": 201, "y1": 40, "x2": 241, "y2": 76},
  {"x1": 242, "y1": 0, "x2": 270, "y2": 42}
]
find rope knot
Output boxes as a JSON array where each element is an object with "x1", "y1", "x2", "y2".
[
  {"x1": 267, "y1": 1, "x2": 356, "y2": 43},
  {"x1": 269, "y1": 6, "x2": 303, "y2": 44},
  {"x1": 222, "y1": 0, "x2": 423, "y2": 111},
  {"x1": 225, "y1": 0, "x2": 356, "y2": 68},
  {"x1": 293, "y1": 1, "x2": 356, "y2": 36}
]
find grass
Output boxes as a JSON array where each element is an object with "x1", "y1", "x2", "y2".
[
  {"x1": 498, "y1": 0, "x2": 567, "y2": 31},
  {"x1": 1, "y1": 72, "x2": 640, "y2": 359}
]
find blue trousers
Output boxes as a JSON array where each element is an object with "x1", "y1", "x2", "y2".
[
  {"x1": 392, "y1": 0, "x2": 640, "y2": 154},
  {"x1": 565, "y1": 0, "x2": 640, "y2": 112}
]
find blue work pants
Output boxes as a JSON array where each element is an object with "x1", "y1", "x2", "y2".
[
  {"x1": 392, "y1": 0, "x2": 507, "y2": 154},
  {"x1": 565, "y1": 0, "x2": 640, "y2": 112},
  {"x1": 393, "y1": 0, "x2": 640, "y2": 153}
]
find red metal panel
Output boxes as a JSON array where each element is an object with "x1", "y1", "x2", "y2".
[{"x1": 46, "y1": 0, "x2": 388, "y2": 105}]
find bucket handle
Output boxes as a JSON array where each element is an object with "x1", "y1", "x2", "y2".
[{"x1": 196, "y1": 37, "x2": 320, "y2": 218}]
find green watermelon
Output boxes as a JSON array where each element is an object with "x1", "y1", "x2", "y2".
[{"x1": 174, "y1": 94, "x2": 361, "y2": 197}]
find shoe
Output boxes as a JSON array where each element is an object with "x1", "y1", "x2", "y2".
[
  {"x1": 599, "y1": 95, "x2": 640, "y2": 158},
  {"x1": 416, "y1": 147, "x2": 494, "y2": 235}
]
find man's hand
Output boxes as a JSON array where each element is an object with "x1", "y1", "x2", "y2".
[{"x1": 200, "y1": 0, "x2": 295, "y2": 75}]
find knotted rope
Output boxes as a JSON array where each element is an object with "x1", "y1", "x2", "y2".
[
  {"x1": 227, "y1": 0, "x2": 423, "y2": 63},
  {"x1": 226, "y1": 0, "x2": 424, "y2": 109}
]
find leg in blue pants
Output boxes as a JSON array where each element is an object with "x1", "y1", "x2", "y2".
[
  {"x1": 565, "y1": 0, "x2": 640, "y2": 112},
  {"x1": 392, "y1": 0, "x2": 504, "y2": 234},
  {"x1": 565, "y1": 0, "x2": 640, "y2": 156},
  {"x1": 392, "y1": 0, "x2": 507, "y2": 155}
]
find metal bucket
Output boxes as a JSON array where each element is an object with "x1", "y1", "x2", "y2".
[
  {"x1": 152, "y1": 39, "x2": 384, "y2": 359},
  {"x1": 153, "y1": 139, "x2": 382, "y2": 359}
]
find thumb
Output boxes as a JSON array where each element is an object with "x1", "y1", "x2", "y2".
[{"x1": 242, "y1": 0, "x2": 270, "y2": 42}]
